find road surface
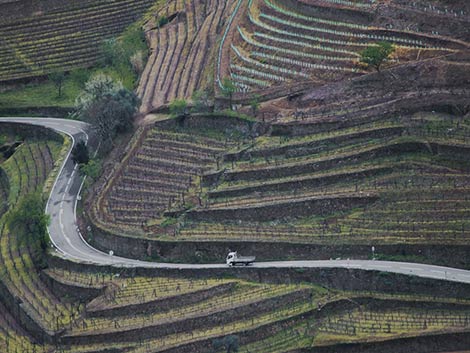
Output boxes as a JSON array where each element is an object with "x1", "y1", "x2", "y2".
[{"x1": 1, "y1": 117, "x2": 470, "y2": 284}]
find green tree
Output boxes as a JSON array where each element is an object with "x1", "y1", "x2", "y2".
[
  {"x1": 101, "y1": 38, "x2": 125, "y2": 67},
  {"x1": 113, "y1": 89, "x2": 140, "y2": 133},
  {"x1": 360, "y1": 41, "x2": 394, "y2": 72},
  {"x1": 169, "y1": 99, "x2": 188, "y2": 117},
  {"x1": 71, "y1": 140, "x2": 89, "y2": 165},
  {"x1": 80, "y1": 159, "x2": 101, "y2": 180},
  {"x1": 82, "y1": 89, "x2": 139, "y2": 142},
  {"x1": 75, "y1": 74, "x2": 138, "y2": 142},
  {"x1": 99, "y1": 24, "x2": 148, "y2": 85},
  {"x1": 48, "y1": 71, "x2": 66, "y2": 98},
  {"x1": 221, "y1": 77, "x2": 236, "y2": 109},
  {"x1": 75, "y1": 73, "x2": 123, "y2": 113},
  {"x1": 7, "y1": 193, "x2": 50, "y2": 267},
  {"x1": 70, "y1": 69, "x2": 89, "y2": 88}
]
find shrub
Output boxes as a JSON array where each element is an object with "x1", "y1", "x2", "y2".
[
  {"x1": 249, "y1": 94, "x2": 261, "y2": 116},
  {"x1": 80, "y1": 159, "x2": 102, "y2": 180},
  {"x1": 71, "y1": 140, "x2": 90, "y2": 165},
  {"x1": 75, "y1": 73, "x2": 123, "y2": 113},
  {"x1": 360, "y1": 41, "x2": 394, "y2": 72},
  {"x1": 169, "y1": 99, "x2": 189, "y2": 117},
  {"x1": 100, "y1": 23, "x2": 148, "y2": 85},
  {"x1": 130, "y1": 50, "x2": 146, "y2": 75},
  {"x1": 7, "y1": 193, "x2": 50, "y2": 267}
]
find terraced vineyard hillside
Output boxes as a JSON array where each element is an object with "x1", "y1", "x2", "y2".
[
  {"x1": 1, "y1": 0, "x2": 470, "y2": 351},
  {"x1": 132, "y1": 0, "x2": 470, "y2": 112},
  {"x1": 137, "y1": 0, "x2": 238, "y2": 112},
  {"x1": 90, "y1": 52, "x2": 470, "y2": 268},
  {"x1": 0, "y1": 124, "x2": 71, "y2": 352},
  {"x1": 2, "y1": 254, "x2": 470, "y2": 353},
  {"x1": 219, "y1": 0, "x2": 469, "y2": 94},
  {"x1": 90, "y1": 119, "x2": 242, "y2": 236},
  {"x1": 0, "y1": 0, "x2": 157, "y2": 82}
]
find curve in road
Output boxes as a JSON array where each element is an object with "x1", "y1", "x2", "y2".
[{"x1": 1, "y1": 117, "x2": 470, "y2": 284}]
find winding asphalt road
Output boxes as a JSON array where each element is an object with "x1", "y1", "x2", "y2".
[{"x1": 1, "y1": 117, "x2": 470, "y2": 284}]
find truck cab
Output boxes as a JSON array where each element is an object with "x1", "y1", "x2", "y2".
[{"x1": 226, "y1": 251, "x2": 255, "y2": 266}]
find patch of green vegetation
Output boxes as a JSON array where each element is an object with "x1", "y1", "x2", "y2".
[
  {"x1": 6, "y1": 192, "x2": 50, "y2": 267},
  {"x1": 160, "y1": 217, "x2": 178, "y2": 228},
  {"x1": 0, "y1": 22, "x2": 147, "y2": 113},
  {"x1": 100, "y1": 23, "x2": 148, "y2": 89},
  {"x1": 0, "y1": 78, "x2": 81, "y2": 110}
]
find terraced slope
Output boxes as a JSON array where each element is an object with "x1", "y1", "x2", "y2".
[
  {"x1": 89, "y1": 56, "x2": 470, "y2": 268},
  {"x1": 179, "y1": 111, "x2": 470, "y2": 247},
  {"x1": 0, "y1": 301, "x2": 45, "y2": 353},
  {"x1": 4, "y1": 263, "x2": 468, "y2": 353},
  {"x1": 0, "y1": 0, "x2": 156, "y2": 82},
  {"x1": 0, "y1": 128, "x2": 79, "y2": 346},
  {"x1": 0, "y1": 124, "x2": 468, "y2": 353},
  {"x1": 40, "y1": 266, "x2": 318, "y2": 353},
  {"x1": 91, "y1": 119, "x2": 238, "y2": 235},
  {"x1": 137, "y1": 0, "x2": 237, "y2": 112},
  {"x1": 220, "y1": 0, "x2": 469, "y2": 92}
]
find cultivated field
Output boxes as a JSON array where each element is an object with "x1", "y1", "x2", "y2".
[
  {"x1": 0, "y1": 0, "x2": 156, "y2": 82},
  {"x1": 0, "y1": 0, "x2": 469, "y2": 352},
  {"x1": 137, "y1": 0, "x2": 238, "y2": 112},
  {"x1": 219, "y1": 0, "x2": 469, "y2": 93}
]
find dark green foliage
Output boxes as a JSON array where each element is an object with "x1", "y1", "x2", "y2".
[
  {"x1": 221, "y1": 78, "x2": 236, "y2": 98},
  {"x1": 80, "y1": 159, "x2": 101, "y2": 180},
  {"x1": 102, "y1": 38, "x2": 126, "y2": 68},
  {"x1": 360, "y1": 41, "x2": 394, "y2": 72},
  {"x1": 76, "y1": 74, "x2": 139, "y2": 142},
  {"x1": 100, "y1": 23, "x2": 148, "y2": 86},
  {"x1": 48, "y1": 71, "x2": 66, "y2": 97},
  {"x1": 83, "y1": 88, "x2": 139, "y2": 142},
  {"x1": 169, "y1": 99, "x2": 189, "y2": 117},
  {"x1": 71, "y1": 140, "x2": 90, "y2": 165},
  {"x1": 156, "y1": 15, "x2": 169, "y2": 27},
  {"x1": 7, "y1": 193, "x2": 50, "y2": 267},
  {"x1": 121, "y1": 23, "x2": 147, "y2": 56},
  {"x1": 212, "y1": 335, "x2": 239, "y2": 353},
  {"x1": 114, "y1": 89, "x2": 141, "y2": 133},
  {"x1": 70, "y1": 68, "x2": 90, "y2": 88}
]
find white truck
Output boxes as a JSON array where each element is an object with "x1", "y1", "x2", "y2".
[{"x1": 226, "y1": 251, "x2": 256, "y2": 266}]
